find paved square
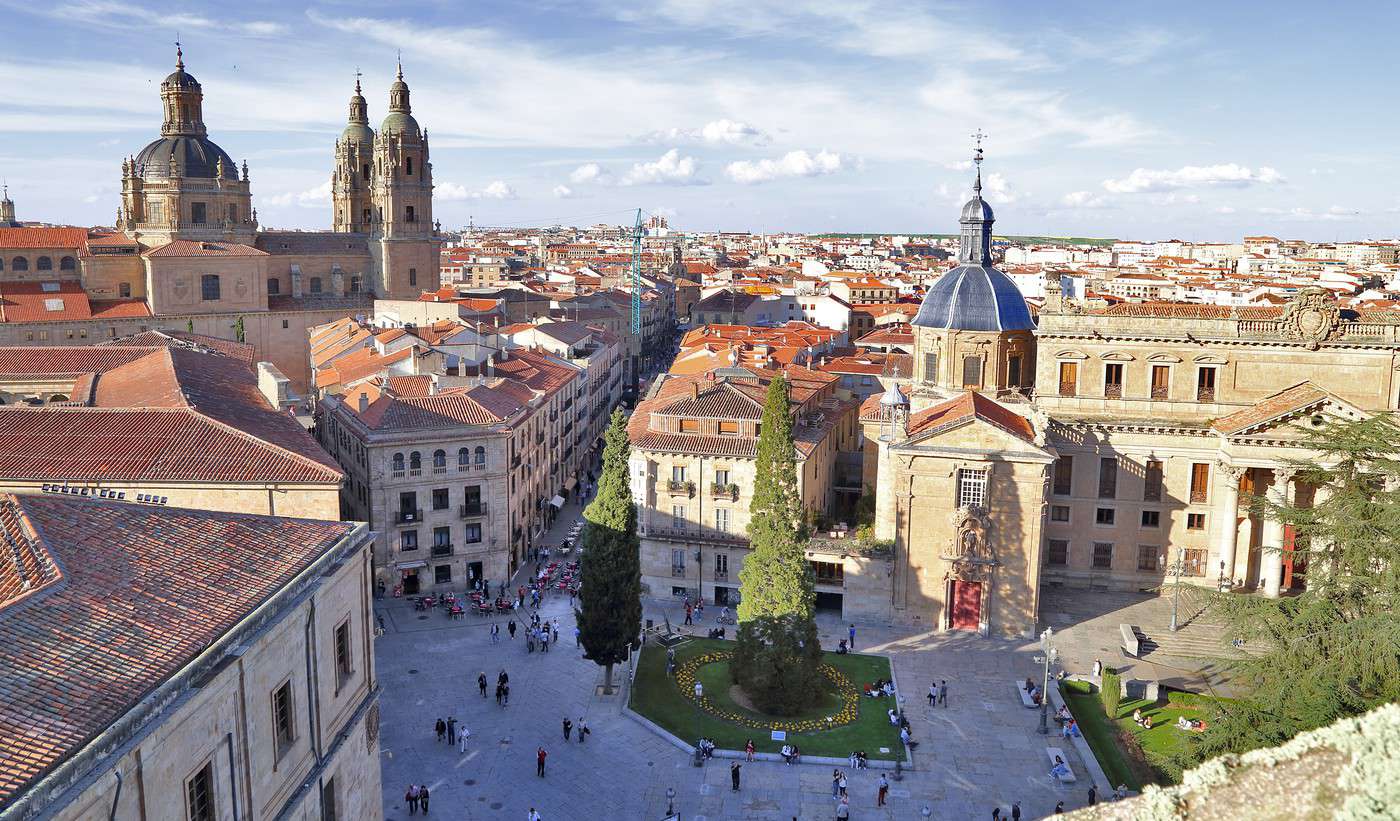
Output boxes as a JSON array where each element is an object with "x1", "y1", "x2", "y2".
[{"x1": 374, "y1": 503, "x2": 1102, "y2": 819}]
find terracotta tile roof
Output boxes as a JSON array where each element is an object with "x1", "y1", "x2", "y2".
[
  {"x1": 357, "y1": 384, "x2": 524, "y2": 430},
  {"x1": 906, "y1": 392, "x2": 1035, "y2": 443},
  {"x1": 0, "y1": 346, "x2": 341, "y2": 484},
  {"x1": 655, "y1": 382, "x2": 765, "y2": 420},
  {"x1": 82, "y1": 231, "x2": 138, "y2": 249},
  {"x1": 1210, "y1": 382, "x2": 1332, "y2": 435},
  {"x1": 0, "y1": 227, "x2": 88, "y2": 250},
  {"x1": 0, "y1": 281, "x2": 95, "y2": 323},
  {"x1": 143, "y1": 239, "x2": 268, "y2": 257},
  {"x1": 854, "y1": 323, "x2": 913, "y2": 346},
  {"x1": 87, "y1": 299, "x2": 152, "y2": 319},
  {"x1": 106, "y1": 330, "x2": 255, "y2": 363},
  {"x1": 0, "y1": 494, "x2": 356, "y2": 807},
  {"x1": 314, "y1": 345, "x2": 413, "y2": 390},
  {"x1": 493, "y1": 349, "x2": 578, "y2": 397},
  {"x1": 267, "y1": 293, "x2": 374, "y2": 314}
]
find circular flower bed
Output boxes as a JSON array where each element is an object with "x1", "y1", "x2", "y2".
[{"x1": 674, "y1": 650, "x2": 861, "y2": 733}]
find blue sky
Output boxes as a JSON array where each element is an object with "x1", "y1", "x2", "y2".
[{"x1": 0, "y1": 1, "x2": 1395, "y2": 240}]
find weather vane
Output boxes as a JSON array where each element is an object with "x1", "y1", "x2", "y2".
[{"x1": 971, "y1": 129, "x2": 986, "y2": 166}]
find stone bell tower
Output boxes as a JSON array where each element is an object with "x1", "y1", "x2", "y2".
[
  {"x1": 369, "y1": 59, "x2": 439, "y2": 299},
  {"x1": 332, "y1": 74, "x2": 376, "y2": 234}
]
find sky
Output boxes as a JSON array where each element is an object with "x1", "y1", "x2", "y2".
[{"x1": 0, "y1": 0, "x2": 1396, "y2": 240}]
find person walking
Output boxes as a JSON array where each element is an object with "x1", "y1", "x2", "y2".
[
  {"x1": 831, "y1": 770, "x2": 841, "y2": 799},
  {"x1": 1087, "y1": 785, "x2": 1097, "y2": 805},
  {"x1": 419, "y1": 785, "x2": 430, "y2": 814},
  {"x1": 939, "y1": 679, "x2": 948, "y2": 707},
  {"x1": 502, "y1": 683, "x2": 510, "y2": 706},
  {"x1": 508, "y1": 620, "x2": 517, "y2": 640},
  {"x1": 836, "y1": 796, "x2": 850, "y2": 820},
  {"x1": 446, "y1": 717, "x2": 457, "y2": 746},
  {"x1": 479, "y1": 672, "x2": 488, "y2": 697},
  {"x1": 457, "y1": 724, "x2": 469, "y2": 753},
  {"x1": 578, "y1": 717, "x2": 589, "y2": 743},
  {"x1": 992, "y1": 808, "x2": 1001, "y2": 820},
  {"x1": 848, "y1": 623, "x2": 856, "y2": 650},
  {"x1": 928, "y1": 681, "x2": 938, "y2": 706},
  {"x1": 528, "y1": 809, "x2": 542, "y2": 821},
  {"x1": 575, "y1": 625, "x2": 581, "y2": 646},
  {"x1": 684, "y1": 603, "x2": 693, "y2": 626},
  {"x1": 495, "y1": 682, "x2": 504, "y2": 706},
  {"x1": 1012, "y1": 801, "x2": 1022, "y2": 820},
  {"x1": 537, "y1": 747, "x2": 548, "y2": 777},
  {"x1": 434, "y1": 718, "x2": 446, "y2": 742},
  {"x1": 877, "y1": 773, "x2": 889, "y2": 807},
  {"x1": 730, "y1": 762, "x2": 741, "y2": 791},
  {"x1": 745, "y1": 739, "x2": 755, "y2": 761},
  {"x1": 838, "y1": 772, "x2": 847, "y2": 798},
  {"x1": 1054, "y1": 801, "x2": 1065, "y2": 814},
  {"x1": 563, "y1": 717, "x2": 573, "y2": 741},
  {"x1": 405, "y1": 784, "x2": 420, "y2": 815}
]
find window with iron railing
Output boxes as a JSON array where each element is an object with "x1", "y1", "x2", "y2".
[
  {"x1": 1058, "y1": 361, "x2": 1078, "y2": 397},
  {"x1": 1196, "y1": 367, "x2": 1217, "y2": 402}
]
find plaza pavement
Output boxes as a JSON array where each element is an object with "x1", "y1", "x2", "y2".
[{"x1": 374, "y1": 501, "x2": 1117, "y2": 820}]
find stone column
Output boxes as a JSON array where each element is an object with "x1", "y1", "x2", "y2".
[
  {"x1": 1214, "y1": 463, "x2": 1246, "y2": 587},
  {"x1": 1259, "y1": 467, "x2": 1296, "y2": 598}
]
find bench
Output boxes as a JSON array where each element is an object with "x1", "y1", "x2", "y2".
[
  {"x1": 1046, "y1": 747, "x2": 1077, "y2": 783},
  {"x1": 1120, "y1": 624, "x2": 1140, "y2": 658},
  {"x1": 1015, "y1": 681, "x2": 1038, "y2": 709}
]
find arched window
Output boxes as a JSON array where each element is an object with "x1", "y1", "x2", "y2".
[
  {"x1": 119, "y1": 282, "x2": 131, "y2": 298},
  {"x1": 59, "y1": 256, "x2": 76, "y2": 271},
  {"x1": 458, "y1": 447, "x2": 470, "y2": 468},
  {"x1": 409, "y1": 451, "x2": 421, "y2": 470},
  {"x1": 474, "y1": 445, "x2": 486, "y2": 465},
  {"x1": 12, "y1": 257, "x2": 28, "y2": 271},
  {"x1": 392, "y1": 452, "x2": 405, "y2": 472},
  {"x1": 36, "y1": 257, "x2": 52, "y2": 271},
  {"x1": 310, "y1": 277, "x2": 323, "y2": 294},
  {"x1": 433, "y1": 449, "x2": 447, "y2": 469}
]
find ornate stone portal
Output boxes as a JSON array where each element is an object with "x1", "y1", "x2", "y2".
[{"x1": 941, "y1": 506, "x2": 999, "y2": 635}]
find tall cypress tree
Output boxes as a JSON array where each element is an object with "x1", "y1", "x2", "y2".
[
  {"x1": 575, "y1": 408, "x2": 642, "y2": 694},
  {"x1": 731, "y1": 372, "x2": 823, "y2": 714},
  {"x1": 1187, "y1": 414, "x2": 1400, "y2": 764},
  {"x1": 737, "y1": 372, "x2": 815, "y2": 622}
]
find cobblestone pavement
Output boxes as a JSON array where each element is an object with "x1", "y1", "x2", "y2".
[{"x1": 374, "y1": 502, "x2": 1118, "y2": 820}]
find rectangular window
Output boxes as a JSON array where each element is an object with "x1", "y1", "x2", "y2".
[
  {"x1": 409, "y1": 267, "x2": 418, "y2": 287},
  {"x1": 1058, "y1": 361, "x2": 1078, "y2": 396},
  {"x1": 1104, "y1": 363, "x2": 1123, "y2": 398},
  {"x1": 678, "y1": 417, "x2": 699, "y2": 433},
  {"x1": 465, "y1": 523, "x2": 482, "y2": 543},
  {"x1": 1007, "y1": 354, "x2": 1023, "y2": 387},
  {"x1": 671, "y1": 548, "x2": 686, "y2": 575},
  {"x1": 406, "y1": 205, "x2": 416, "y2": 223},
  {"x1": 961, "y1": 356, "x2": 982, "y2": 389},
  {"x1": 1053, "y1": 456, "x2": 1073, "y2": 496},
  {"x1": 1047, "y1": 539, "x2": 1068, "y2": 566},
  {"x1": 201, "y1": 274, "x2": 221, "y2": 301},
  {"x1": 1050, "y1": 505, "x2": 1070, "y2": 522},
  {"x1": 272, "y1": 681, "x2": 296, "y2": 759},
  {"x1": 1144, "y1": 460, "x2": 1163, "y2": 502},
  {"x1": 400, "y1": 530, "x2": 418, "y2": 551},
  {"x1": 1187, "y1": 512, "x2": 1206, "y2": 530},
  {"x1": 1092, "y1": 542, "x2": 1114, "y2": 569},
  {"x1": 321, "y1": 777, "x2": 338, "y2": 821},
  {"x1": 1141, "y1": 510, "x2": 1160, "y2": 528},
  {"x1": 671, "y1": 504, "x2": 686, "y2": 529},
  {"x1": 1098, "y1": 457, "x2": 1118, "y2": 499},
  {"x1": 1095, "y1": 507, "x2": 1116, "y2": 526},
  {"x1": 923, "y1": 352, "x2": 938, "y2": 382},
  {"x1": 714, "y1": 553, "x2": 728, "y2": 577},
  {"x1": 714, "y1": 469, "x2": 730, "y2": 487},
  {"x1": 671, "y1": 465, "x2": 687, "y2": 483},
  {"x1": 267, "y1": 277, "x2": 280, "y2": 295},
  {"x1": 434, "y1": 564, "x2": 452, "y2": 584},
  {"x1": 191, "y1": 201, "x2": 207, "y2": 224},
  {"x1": 334, "y1": 620, "x2": 353, "y2": 688},
  {"x1": 957, "y1": 468, "x2": 988, "y2": 509},
  {"x1": 1190, "y1": 462, "x2": 1210, "y2": 504},
  {"x1": 811, "y1": 560, "x2": 844, "y2": 584},
  {"x1": 1137, "y1": 545, "x2": 1160, "y2": 572},
  {"x1": 1151, "y1": 364, "x2": 1170, "y2": 399},
  {"x1": 715, "y1": 508, "x2": 731, "y2": 533},
  {"x1": 1182, "y1": 547, "x2": 1206, "y2": 577},
  {"x1": 1196, "y1": 366, "x2": 1217, "y2": 402},
  {"x1": 406, "y1": 156, "x2": 414, "y2": 176},
  {"x1": 432, "y1": 488, "x2": 449, "y2": 510},
  {"x1": 186, "y1": 761, "x2": 215, "y2": 821},
  {"x1": 717, "y1": 421, "x2": 739, "y2": 435}
]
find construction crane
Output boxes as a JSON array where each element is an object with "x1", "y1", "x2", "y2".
[{"x1": 630, "y1": 208, "x2": 643, "y2": 336}]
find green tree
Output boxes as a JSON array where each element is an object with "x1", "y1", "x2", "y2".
[
  {"x1": 575, "y1": 408, "x2": 643, "y2": 694},
  {"x1": 1188, "y1": 414, "x2": 1400, "y2": 764},
  {"x1": 234, "y1": 315, "x2": 246, "y2": 344},
  {"x1": 732, "y1": 373, "x2": 824, "y2": 711},
  {"x1": 737, "y1": 373, "x2": 814, "y2": 622},
  {"x1": 186, "y1": 318, "x2": 194, "y2": 334}
]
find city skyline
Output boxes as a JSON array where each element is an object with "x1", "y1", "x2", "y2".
[{"x1": 0, "y1": 0, "x2": 1395, "y2": 239}]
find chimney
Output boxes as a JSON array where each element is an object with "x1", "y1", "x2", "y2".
[
  {"x1": 256, "y1": 361, "x2": 294, "y2": 410},
  {"x1": 692, "y1": 382, "x2": 700, "y2": 399},
  {"x1": 358, "y1": 392, "x2": 369, "y2": 414},
  {"x1": 429, "y1": 375, "x2": 439, "y2": 396}
]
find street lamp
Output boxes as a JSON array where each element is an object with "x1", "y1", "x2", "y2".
[
  {"x1": 1036, "y1": 627, "x2": 1059, "y2": 735},
  {"x1": 665, "y1": 786, "x2": 676, "y2": 815},
  {"x1": 1159, "y1": 550, "x2": 1184, "y2": 632}
]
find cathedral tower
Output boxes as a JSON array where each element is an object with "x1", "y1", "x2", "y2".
[
  {"x1": 332, "y1": 76, "x2": 375, "y2": 233},
  {"x1": 369, "y1": 60, "x2": 438, "y2": 298}
]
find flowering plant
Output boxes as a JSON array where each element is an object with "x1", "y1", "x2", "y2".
[{"x1": 673, "y1": 650, "x2": 861, "y2": 732}]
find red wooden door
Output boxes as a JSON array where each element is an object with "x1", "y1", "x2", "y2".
[
  {"x1": 1281, "y1": 524, "x2": 1307, "y2": 590},
  {"x1": 950, "y1": 580, "x2": 981, "y2": 630}
]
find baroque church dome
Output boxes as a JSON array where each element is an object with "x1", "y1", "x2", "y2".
[{"x1": 380, "y1": 61, "x2": 421, "y2": 138}]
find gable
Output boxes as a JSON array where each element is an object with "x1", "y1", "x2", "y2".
[{"x1": 1211, "y1": 382, "x2": 1368, "y2": 436}]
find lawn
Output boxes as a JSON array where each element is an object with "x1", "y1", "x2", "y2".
[
  {"x1": 1060, "y1": 680, "x2": 1224, "y2": 789},
  {"x1": 630, "y1": 637, "x2": 906, "y2": 760}
]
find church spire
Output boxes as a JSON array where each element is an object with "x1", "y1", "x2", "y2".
[
  {"x1": 388, "y1": 56, "x2": 411, "y2": 114},
  {"x1": 971, "y1": 128, "x2": 985, "y2": 196},
  {"x1": 957, "y1": 129, "x2": 994, "y2": 266}
]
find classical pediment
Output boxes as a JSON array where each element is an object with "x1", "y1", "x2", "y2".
[{"x1": 1211, "y1": 381, "x2": 1367, "y2": 437}]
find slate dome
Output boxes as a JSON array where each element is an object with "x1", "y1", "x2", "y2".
[
  {"x1": 911, "y1": 263, "x2": 1035, "y2": 332},
  {"x1": 134, "y1": 135, "x2": 237, "y2": 180}
]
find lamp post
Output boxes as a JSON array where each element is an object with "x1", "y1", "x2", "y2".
[
  {"x1": 1037, "y1": 627, "x2": 1059, "y2": 735},
  {"x1": 665, "y1": 786, "x2": 676, "y2": 816},
  {"x1": 1160, "y1": 550, "x2": 1184, "y2": 632}
]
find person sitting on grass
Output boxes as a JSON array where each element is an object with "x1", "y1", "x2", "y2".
[
  {"x1": 1132, "y1": 708, "x2": 1144, "y2": 726},
  {"x1": 888, "y1": 708, "x2": 900, "y2": 725}
]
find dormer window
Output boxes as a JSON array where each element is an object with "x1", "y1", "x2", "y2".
[{"x1": 679, "y1": 418, "x2": 699, "y2": 433}]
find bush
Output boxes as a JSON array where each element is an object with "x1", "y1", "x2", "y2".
[
  {"x1": 731, "y1": 614, "x2": 826, "y2": 715},
  {"x1": 1101, "y1": 668, "x2": 1122, "y2": 719}
]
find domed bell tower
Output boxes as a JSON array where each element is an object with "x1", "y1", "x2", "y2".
[
  {"x1": 332, "y1": 74, "x2": 375, "y2": 233},
  {"x1": 369, "y1": 59, "x2": 439, "y2": 299}
]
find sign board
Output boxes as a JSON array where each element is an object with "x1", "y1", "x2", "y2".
[{"x1": 770, "y1": 730, "x2": 786, "y2": 741}]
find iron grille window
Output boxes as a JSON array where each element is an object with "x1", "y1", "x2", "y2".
[
  {"x1": 1046, "y1": 539, "x2": 1068, "y2": 566},
  {"x1": 1092, "y1": 542, "x2": 1114, "y2": 569},
  {"x1": 186, "y1": 762, "x2": 215, "y2": 821},
  {"x1": 272, "y1": 682, "x2": 295, "y2": 758},
  {"x1": 958, "y1": 468, "x2": 988, "y2": 508}
]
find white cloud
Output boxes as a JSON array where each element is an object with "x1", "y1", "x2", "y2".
[
  {"x1": 646, "y1": 119, "x2": 769, "y2": 146},
  {"x1": 621, "y1": 149, "x2": 702, "y2": 186},
  {"x1": 725, "y1": 149, "x2": 844, "y2": 185},
  {"x1": 552, "y1": 184, "x2": 575, "y2": 199},
  {"x1": 569, "y1": 163, "x2": 611, "y2": 185},
  {"x1": 979, "y1": 172, "x2": 1023, "y2": 204},
  {"x1": 439, "y1": 180, "x2": 517, "y2": 200},
  {"x1": 261, "y1": 180, "x2": 331, "y2": 208},
  {"x1": 1215, "y1": 205, "x2": 1237, "y2": 214},
  {"x1": 1103, "y1": 164, "x2": 1285, "y2": 194},
  {"x1": 1061, "y1": 190, "x2": 1107, "y2": 208},
  {"x1": 943, "y1": 159, "x2": 973, "y2": 171},
  {"x1": 1257, "y1": 205, "x2": 1359, "y2": 222},
  {"x1": 50, "y1": 0, "x2": 285, "y2": 36}
]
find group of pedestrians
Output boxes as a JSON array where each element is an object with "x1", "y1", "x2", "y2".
[{"x1": 525, "y1": 614, "x2": 560, "y2": 653}]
